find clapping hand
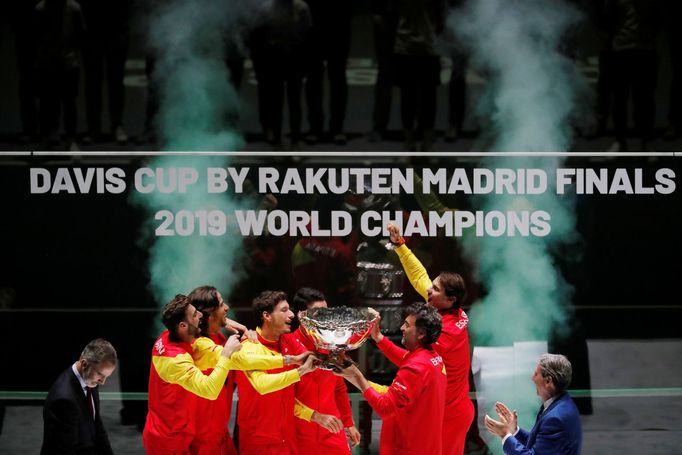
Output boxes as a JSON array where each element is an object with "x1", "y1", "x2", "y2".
[{"x1": 484, "y1": 401, "x2": 518, "y2": 438}]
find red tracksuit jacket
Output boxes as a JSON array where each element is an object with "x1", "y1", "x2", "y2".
[
  {"x1": 281, "y1": 328, "x2": 354, "y2": 454},
  {"x1": 367, "y1": 338, "x2": 446, "y2": 455},
  {"x1": 142, "y1": 330, "x2": 230, "y2": 452}
]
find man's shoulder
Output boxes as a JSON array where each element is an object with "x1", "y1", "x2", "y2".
[
  {"x1": 152, "y1": 332, "x2": 191, "y2": 358},
  {"x1": 543, "y1": 394, "x2": 581, "y2": 429},
  {"x1": 408, "y1": 348, "x2": 445, "y2": 370},
  {"x1": 279, "y1": 330, "x2": 309, "y2": 354},
  {"x1": 553, "y1": 393, "x2": 581, "y2": 416},
  {"x1": 46, "y1": 368, "x2": 79, "y2": 402}
]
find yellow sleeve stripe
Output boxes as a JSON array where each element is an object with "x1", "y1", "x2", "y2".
[
  {"x1": 395, "y1": 244, "x2": 431, "y2": 301},
  {"x1": 368, "y1": 381, "x2": 389, "y2": 395},
  {"x1": 153, "y1": 353, "x2": 228, "y2": 400},
  {"x1": 245, "y1": 368, "x2": 300, "y2": 395},
  {"x1": 294, "y1": 398, "x2": 315, "y2": 421}
]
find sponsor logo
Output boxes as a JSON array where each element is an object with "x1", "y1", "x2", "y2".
[
  {"x1": 430, "y1": 355, "x2": 443, "y2": 366},
  {"x1": 394, "y1": 381, "x2": 407, "y2": 391},
  {"x1": 154, "y1": 339, "x2": 165, "y2": 355}
]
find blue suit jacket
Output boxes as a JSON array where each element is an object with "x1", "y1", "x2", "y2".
[{"x1": 503, "y1": 392, "x2": 582, "y2": 455}]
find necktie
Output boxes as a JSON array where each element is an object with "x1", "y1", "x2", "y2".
[
  {"x1": 85, "y1": 387, "x2": 95, "y2": 420},
  {"x1": 535, "y1": 403, "x2": 545, "y2": 423}
]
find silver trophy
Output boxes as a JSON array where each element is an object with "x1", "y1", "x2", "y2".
[{"x1": 299, "y1": 306, "x2": 379, "y2": 370}]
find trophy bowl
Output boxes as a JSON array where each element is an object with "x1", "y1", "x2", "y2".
[{"x1": 299, "y1": 306, "x2": 379, "y2": 371}]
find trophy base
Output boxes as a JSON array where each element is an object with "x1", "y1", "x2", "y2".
[{"x1": 316, "y1": 352, "x2": 356, "y2": 372}]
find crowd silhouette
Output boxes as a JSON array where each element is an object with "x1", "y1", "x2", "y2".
[{"x1": 6, "y1": 0, "x2": 681, "y2": 151}]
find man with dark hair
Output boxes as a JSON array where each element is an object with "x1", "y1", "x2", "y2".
[
  {"x1": 386, "y1": 222, "x2": 474, "y2": 455},
  {"x1": 484, "y1": 354, "x2": 582, "y2": 455},
  {"x1": 188, "y1": 285, "x2": 312, "y2": 455},
  {"x1": 235, "y1": 290, "x2": 320, "y2": 454},
  {"x1": 282, "y1": 287, "x2": 362, "y2": 454},
  {"x1": 143, "y1": 294, "x2": 242, "y2": 455},
  {"x1": 336, "y1": 303, "x2": 446, "y2": 454},
  {"x1": 42, "y1": 338, "x2": 117, "y2": 454}
]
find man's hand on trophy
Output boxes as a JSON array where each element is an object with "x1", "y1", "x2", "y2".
[
  {"x1": 367, "y1": 308, "x2": 384, "y2": 343},
  {"x1": 333, "y1": 363, "x2": 366, "y2": 390},
  {"x1": 327, "y1": 352, "x2": 356, "y2": 373},
  {"x1": 311, "y1": 411, "x2": 344, "y2": 434},
  {"x1": 297, "y1": 354, "x2": 319, "y2": 376},
  {"x1": 289, "y1": 351, "x2": 313, "y2": 365}
]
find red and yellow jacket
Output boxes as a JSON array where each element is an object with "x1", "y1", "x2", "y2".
[
  {"x1": 143, "y1": 330, "x2": 232, "y2": 452},
  {"x1": 191, "y1": 332, "x2": 288, "y2": 450},
  {"x1": 366, "y1": 338, "x2": 446, "y2": 455},
  {"x1": 281, "y1": 329, "x2": 354, "y2": 455},
  {"x1": 235, "y1": 330, "x2": 314, "y2": 452},
  {"x1": 394, "y1": 244, "x2": 472, "y2": 414}
]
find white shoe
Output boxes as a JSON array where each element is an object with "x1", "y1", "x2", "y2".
[
  {"x1": 607, "y1": 140, "x2": 626, "y2": 153},
  {"x1": 114, "y1": 126, "x2": 128, "y2": 144}
]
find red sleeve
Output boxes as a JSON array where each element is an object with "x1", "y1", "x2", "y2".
[
  {"x1": 376, "y1": 336, "x2": 408, "y2": 367},
  {"x1": 334, "y1": 376, "x2": 354, "y2": 427},
  {"x1": 362, "y1": 362, "x2": 422, "y2": 420}
]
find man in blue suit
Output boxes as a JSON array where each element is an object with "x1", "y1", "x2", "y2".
[
  {"x1": 484, "y1": 353, "x2": 582, "y2": 455},
  {"x1": 41, "y1": 338, "x2": 117, "y2": 455}
]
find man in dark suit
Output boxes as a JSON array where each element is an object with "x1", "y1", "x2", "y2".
[
  {"x1": 42, "y1": 338, "x2": 117, "y2": 455},
  {"x1": 485, "y1": 353, "x2": 582, "y2": 455}
]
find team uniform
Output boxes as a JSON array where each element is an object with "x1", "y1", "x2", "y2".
[
  {"x1": 393, "y1": 244, "x2": 475, "y2": 455},
  {"x1": 142, "y1": 330, "x2": 231, "y2": 454},
  {"x1": 190, "y1": 333, "x2": 288, "y2": 455},
  {"x1": 367, "y1": 337, "x2": 447, "y2": 454},
  {"x1": 281, "y1": 328, "x2": 354, "y2": 455},
  {"x1": 235, "y1": 329, "x2": 314, "y2": 455}
]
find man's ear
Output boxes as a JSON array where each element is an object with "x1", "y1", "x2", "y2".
[{"x1": 262, "y1": 311, "x2": 271, "y2": 323}]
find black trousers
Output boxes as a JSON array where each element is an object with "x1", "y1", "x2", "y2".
[
  {"x1": 394, "y1": 54, "x2": 440, "y2": 131},
  {"x1": 305, "y1": 26, "x2": 351, "y2": 135},
  {"x1": 611, "y1": 48, "x2": 658, "y2": 142},
  {"x1": 82, "y1": 32, "x2": 129, "y2": 134},
  {"x1": 13, "y1": 29, "x2": 38, "y2": 136},
  {"x1": 252, "y1": 50, "x2": 305, "y2": 141},
  {"x1": 668, "y1": 26, "x2": 682, "y2": 127},
  {"x1": 449, "y1": 50, "x2": 468, "y2": 131},
  {"x1": 38, "y1": 67, "x2": 79, "y2": 139},
  {"x1": 371, "y1": 15, "x2": 395, "y2": 133}
]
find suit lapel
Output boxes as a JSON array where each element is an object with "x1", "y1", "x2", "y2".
[
  {"x1": 68, "y1": 369, "x2": 96, "y2": 424},
  {"x1": 528, "y1": 393, "x2": 567, "y2": 447}
]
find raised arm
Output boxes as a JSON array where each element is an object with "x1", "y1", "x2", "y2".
[{"x1": 387, "y1": 223, "x2": 431, "y2": 300}]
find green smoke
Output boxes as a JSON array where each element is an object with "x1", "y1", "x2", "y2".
[
  {"x1": 131, "y1": 0, "x2": 255, "y2": 328},
  {"x1": 130, "y1": 156, "x2": 252, "y2": 316},
  {"x1": 148, "y1": 0, "x2": 248, "y2": 150},
  {"x1": 450, "y1": 0, "x2": 583, "y2": 448}
]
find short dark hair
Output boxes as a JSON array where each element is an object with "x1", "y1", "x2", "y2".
[
  {"x1": 188, "y1": 285, "x2": 220, "y2": 337},
  {"x1": 538, "y1": 353, "x2": 573, "y2": 395},
  {"x1": 80, "y1": 338, "x2": 117, "y2": 366},
  {"x1": 404, "y1": 303, "x2": 442, "y2": 349},
  {"x1": 438, "y1": 272, "x2": 467, "y2": 308},
  {"x1": 161, "y1": 294, "x2": 190, "y2": 341},
  {"x1": 253, "y1": 290, "x2": 288, "y2": 327},
  {"x1": 292, "y1": 287, "x2": 326, "y2": 314}
]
